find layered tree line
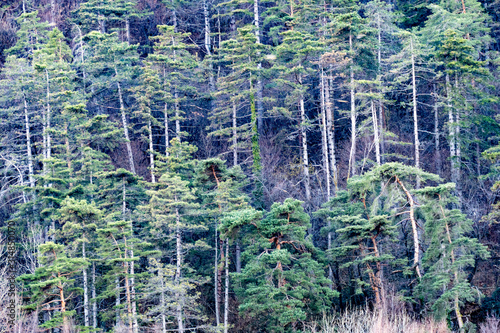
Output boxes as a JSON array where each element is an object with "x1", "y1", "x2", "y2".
[{"x1": 0, "y1": 0, "x2": 500, "y2": 332}]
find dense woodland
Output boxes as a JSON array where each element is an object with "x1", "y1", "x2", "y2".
[{"x1": 1, "y1": 0, "x2": 500, "y2": 332}]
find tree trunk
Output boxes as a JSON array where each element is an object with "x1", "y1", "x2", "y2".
[
  {"x1": 50, "y1": 0, "x2": 56, "y2": 25},
  {"x1": 446, "y1": 74, "x2": 459, "y2": 195},
  {"x1": 175, "y1": 206, "x2": 184, "y2": 333},
  {"x1": 115, "y1": 277, "x2": 121, "y2": 327},
  {"x1": 433, "y1": 83, "x2": 441, "y2": 176},
  {"x1": 160, "y1": 267, "x2": 167, "y2": 333},
  {"x1": 325, "y1": 68, "x2": 338, "y2": 193},
  {"x1": 438, "y1": 199, "x2": 464, "y2": 329},
  {"x1": 130, "y1": 249, "x2": 138, "y2": 333},
  {"x1": 148, "y1": 117, "x2": 156, "y2": 183},
  {"x1": 45, "y1": 69, "x2": 52, "y2": 175},
  {"x1": 410, "y1": 37, "x2": 420, "y2": 188},
  {"x1": 371, "y1": 99, "x2": 381, "y2": 166},
  {"x1": 123, "y1": 246, "x2": 133, "y2": 333},
  {"x1": 23, "y1": 93, "x2": 34, "y2": 188},
  {"x1": 125, "y1": 18, "x2": 130, "y2": 44},
  {"x1": 254, "y1": 0, "x2": 264, "y2": 133},
  {"x1": 214, "y1": 219, "x2": 220, "y2": 327},
  {"x1": 58, "y1": 273, "x2": 69, "y2": 333},
  {"x1": 232, "y1": 100, "x2": 238, "y2": 166},
  {"x1": 395, "y1": 176, "x2": 422, "y2": 279},
  {"x1": 376, "y1": 13, "x2": 385, "y2": 163},
  {"x1": 348, "y1": 33, "x2": 356, "y2": 179},
  {"x1": 92, "y1": 262, "x2": 97, "y2": 329},
  {"x1": 83, "y1": 242, "x2": 89, "y2": 327},
  {"x1": 236, "y1": 242, "x2": 241, "y2": 273},
  {"x1": 299, "y1": 96, "x2": 311, "y2": 202},
  {"x1": 224, "y1": 240, "x2": 229, "y2": 333},
  {"x1": 116, "y1": 79, "x2": 136, "y2": 175},
  {"x1": 320, "y1": 68, "x2": 331, "y2": 199}
]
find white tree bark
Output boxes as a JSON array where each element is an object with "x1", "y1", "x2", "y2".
[
  {"x1": 254, "y1": 0, "x2": 264, "y2": 133},
  {"x1": 433, "y1": 83, "x2": 441, "y2": 176},
  {"x1": 325, "y1": 69, "x2": 338, "y2": 193},
  {"x1": 160, "y1": 267, "x2": 167, "y2": 333},
  {"x1": 371, "y1": 99, "x2": 381, "y2": 166},
  {"x1": 116, "y1": 79, "x2": 136, "y2": 175},
  {"x1": 148, "y1": 117, "x2": 156, "y2": 183},
  {"x1": 83, "y1": 242, "x2": 89, "y2": 327},
  {"x1": 410, "y1": 38, "x2": 420, "y2": 177},
  {"x1": 320, "y1": 68, "x2": 331, "y2": 199},
  {"x1": 224, "y1": 240, "x2": 229, "y2": 333},
  {"x1": 164, "y1": 102, "x2": 169, "y2": 156},
  {"x1": 300, "y1": 96, "x2": 311, "y2": 202},
  {"x1": 348, "y1": 34, "x2": 356, "y2": 179},
  {"x1": 446, "y1": 74, "x2": 458, "y2": 188},
  {"x1": 175, "y1": 205, "x2": 184, "y2": 333},
  {"x1": 92, "y1": 262, "x2": 97, "y2": 329},
  {"x1": 232, "y1": 100, "x2": 238, "y2": 166}
]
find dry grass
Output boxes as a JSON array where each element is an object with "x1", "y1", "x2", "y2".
[{"x1": 304, "y1": 308, "x2": 450, "y2": 333}]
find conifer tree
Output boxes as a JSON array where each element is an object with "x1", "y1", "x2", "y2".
[
  {"x1": 83, "y1": 31, "x2": 140, "y2": 174},
  {"x1": 272, "y1": 26, "x2": 323, "y2": 203},
  {"x1": 416, "y1": 183, "x2": 490, "y2": 329},
  {"x1": 233, "y1": 198, "x2": 337, "y2": 332},
  {"x1": 18, "y1": 242, "x2": 88, "y2": 333},
  {"x1": 149, "y1": 25, "x2": 197, "y2": 142}
]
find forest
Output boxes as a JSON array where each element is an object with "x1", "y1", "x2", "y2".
[{"x1": 0, "y1": 0, "x2": 500, "y2": 332}]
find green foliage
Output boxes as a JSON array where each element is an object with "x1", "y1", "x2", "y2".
[{"x1": 234, "y1": 198, "x2": 337, "y2": 332}]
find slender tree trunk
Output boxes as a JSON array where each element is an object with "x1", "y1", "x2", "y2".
[
  {"x1": 130, "y1": 249, "x2": 138, "y2": 333},
  {"x1": 395, "y1": 176, "x2": 422, "y2": 279},
  {"x1": 437, "y1": 199, "x2": 464, "y2": 328},
  {"x1": 160, "y1": 267, "x2": 167, "y2": 333},
  {"x1": 254, "y1": 0, "x2": 264, "y2": 133},
  {"x1": 224, "y1": 240, "x2": 229, "y2": 333},
  {"x1": 371, "y1": 99, "x2": 381, "y2": 166},
  {"x1": 58, "y1": 273, "x2": 69, "y2": 333},
  {"x1": 320, "y1": 68, "x2": 331, "y2": 199},
  {"x1": 410, "y1": 37, "x2": 420, "y2": 188},
  {"x1": 123, "y1": 246, "x2": 133, "y2": 333},
  {"x1": 175, "y1": 205, "x2": 184, "y2": 333},
  {"x1": 299, "y1": 96, "x2": 311, "y2": 202},
  {"x1": 446, "y1": 74, "x2": 459, "y2": 196},
  {"x1": 454, "y1": 77, "x2": 462, "y2": 205},
  {"x1": 125, "y1": 18, "x2": 130, "y2": 44},
  {"x1": 325, "y1": 69, "x2": 338, "y2": 192},
  {"x1": 23, "y1": 94, "x2": 34, "y2": 188},
  {"x1": 115, "y1": 277, "x2": 121, "y2": 327},
  {"x1": 203, "y1": 0, "x2": 216, "y2": 93},
  {"x1": 236, "y1": 242, "x2": 241, "y2": 273},
  {"x1": 348, "y1": 33, "x2": 356, "y2": 179},
  {"x1": 433, "y1": 84, "x2": 441, "y2": 176},
  {"x1": 164, "y1": 103, "x2": 169, "y2": 155},
  {"x1": 83, "y1": 242, "x2": 89, "y2": 327},
  {"x1": 50, "y1": 0, "x2": 56, "y2": 25},
  {"x1": 232, "y1": 100, "x2": 238, "y2": 166},
  {"x1": 377, "y1": 13, "x2": 385, "y2": 163},
  {"x1": 45, "y1": 69, "x2": 52, "y2": 174},
  {"x1": 148, "y1": 117, "x2": 156, "y2": 183},
  {"x1": 214, "y1": 219, "x2": 220, "y2": 327},
  {"x1": 116, "y1": 79, "x2": 136, "y2": 175},
  {"x1": 92, "y1": 262, "x2": 97, "y2": 329}
]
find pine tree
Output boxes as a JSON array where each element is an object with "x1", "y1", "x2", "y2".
[
  {"x1": 83, "y1": 31, "x2": 140, "y2": 174},
  {"x1": 415, "y1": 183, "x2": 490, "y2": 329},
  {"x1": 272, "y1": 26, "x2": 323, "y2": 203},
  {"x1": 233, "y1": 198, "x2": 337, "y2": 332},
  {"x1": 18, "y1": 242, "x2": 89, "y2": 333},
  {"x1": 149, "y1": 25, "x2": 197, "y2": 141},
  {"x1": 143, "y1": 139, "x2": 207, "y2": 332}
]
